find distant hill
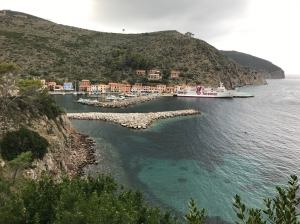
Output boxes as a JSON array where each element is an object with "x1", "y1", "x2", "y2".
[
  {"x1": 221, "y1": 51, "x2": 285, "y2": 79},
  {"x1": 0, "y1": 10, "x2": 267, "y2": 88}
]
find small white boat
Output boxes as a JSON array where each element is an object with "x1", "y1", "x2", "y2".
[
  {"x1": 125, "y1": 93, "x2": 137, "y2": 97},
  {"x1": 105, "y1": 95, "x2": 117, "y2": 101}
]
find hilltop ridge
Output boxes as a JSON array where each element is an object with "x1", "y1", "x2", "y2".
[{"x1": 0, "y1": 10, "x2": 267, "y2": 88}]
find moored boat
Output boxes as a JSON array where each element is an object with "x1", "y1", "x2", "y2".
[
  {"x1": 105, "y1": 95, "x2": 117, "y2": 101},
  {"x1": 174, "y1": 82, "x2": 235, "y2": 98}
]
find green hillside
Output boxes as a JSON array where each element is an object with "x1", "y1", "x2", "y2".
[
  {"x1": 0, "y1": 10, "x2": 266, "y2": 88},
  {"x1": 221, "y1": 50, "x2": 285, "y2": 79}
]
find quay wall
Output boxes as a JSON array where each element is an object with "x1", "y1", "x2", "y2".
[
  {"x1": 67, "y1": 110, "x2": 201, "y2": 129},
  {"x1": 81, "y1": 95, "x2": 161, "y2": 108}
]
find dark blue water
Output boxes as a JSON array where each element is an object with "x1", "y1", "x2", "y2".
[{"x1": 53, "y1": 78, "x2": 300, "y2": 223}]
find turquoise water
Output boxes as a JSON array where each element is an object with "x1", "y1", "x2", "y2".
[{"x1": 53, "y1": 78, "x2": 300, "y2": 223}]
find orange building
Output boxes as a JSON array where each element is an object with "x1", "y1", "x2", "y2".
[
  {"x1": 109, "y1": 83, "x2": 131, "y2": 93},
  {"x1": 149, "y1": 86, "x2": 157, "y2": 93},
  {"x1": 142, "y1": 86, "x2": 151, "y2": 93},
  {"x1": 136, "y1": 70, "x2": 146, "y2": 75},
  {"x1": 123, "y1": 84, "x2": 131, "y2": 93},
  {"x1": 170, "y1": 70, "x2": 180, "y2": 78},
  {"x1": 98, "y1": 84, "x2": 109, "y2": 93},
  {"x1": 156, "y1": 84, "x2": 166, "y2": 93},
  {"x1": 54, "y1": 85, "x2": 64, "y2": 91},
  {"x1": 79, "y1": 80, "x2": 91, "y2": 92},
  {"x1": 166, "y1": 86, "x2": 175, "y2": 93},
  {"x1": 47, "y1": 82, "x2": 56, "y2": 90},
  {"x1": 148, "y1": 74, "x2": 161, "y2": 80}
]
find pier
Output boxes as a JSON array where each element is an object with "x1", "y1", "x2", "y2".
[{"x1": 67, "y1": 110, "x2": 201, "y2": 129}]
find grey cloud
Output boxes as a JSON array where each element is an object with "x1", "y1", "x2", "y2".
[{"x1": 91, "y1": 0, "x2": 248, "y2": 41}]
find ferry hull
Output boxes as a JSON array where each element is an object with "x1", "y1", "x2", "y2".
[{"x1": 175, "y1": 90, "x2": 235, "y2": 98}]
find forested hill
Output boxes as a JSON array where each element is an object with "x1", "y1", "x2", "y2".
[
  {"x1": 221, "y1": 51, "x2": 285, "y2": 79},
  {"x1": 0, "y1": 10, "x2": 266, "y2": 88}
]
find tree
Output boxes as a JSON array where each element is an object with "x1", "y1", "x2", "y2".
[
  {"x1": 233, "y1": 174, "x2": 300, "y2": 224},
  {"x1": 185, "y1": 32, "x2": 194, "y2": 37},
  {"x1": 0, "y1": 127, "x2": 49, "y2": 161},
  {"x1": 0, "y1": 62, "x2": 20, "y2": 74},
  {"x1": 0, "y1": 62, "x2": 21, "y2": 117},
  {"x1": 17, "y1": 79, "x2": 43, "y2": 96},
  {"x1": 8, "y1": 151, "x2": 32, "y2": 185},
  {"x1": 184, "y1": 198, "x2": 207, "y2": 224}
]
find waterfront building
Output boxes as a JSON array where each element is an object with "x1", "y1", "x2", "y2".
[
  {"x1": 149, "y1": 86, "x2": 158, "y2": 93},
  {"x1": 47, "y1": 82, "x2": 56, "y2": 91},
  {"x1": 91, "y1": 84, "x2": 101, "y2": 92},
  {"x1": 98, "y1": 84, "x2": 108, "y2": 93},
  {"x1": 79, "y1": 80, "x2": 91, "y2": 92},
  {"x1": 54, "y1": 85, "x2": 64, "y2": 92},
  {"x1": 131, "y1": 84, "x2": 143, "y2": 93},
  {"x1": 40, "y1": 79, "x2": 47, "y2": 88},
  {"x1": 156, "y1": 84, "x2": 166, "y2": 93},
  {"x1": 109, "y1": 83, "x2": 122, "y2": 93},
  {"x1": 166, "y1": 86, "x2": 175, "y2": 93},
  {"x1": 63, "y1": 82, "x2": 74, "y2": 91},
  {"x1": 142, "y1": 86, "x2": 151, "y2": 93},
  {"x1": 123, "y1": 84, "x2": 131, "y2": 93}
]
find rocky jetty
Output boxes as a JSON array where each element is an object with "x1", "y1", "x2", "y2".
[
  {"x1": 81, "y1": 95, "x2": 161, "y2": 108},
  {"x1": 67, "y1": 110, "x2": 201, "y2": 129}
]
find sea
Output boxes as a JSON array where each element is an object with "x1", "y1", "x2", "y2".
[{"x1": 52, "y1": 77, "x2": 300, "y2": 223}]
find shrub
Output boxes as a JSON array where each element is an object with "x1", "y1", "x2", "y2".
[{"x1": 0, "y1": 127, "x2": 49, "y2": 161}]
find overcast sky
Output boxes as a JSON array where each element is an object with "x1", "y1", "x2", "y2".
[{"x1": 2, "y1": 0, "x2": 300, "y2": 75}]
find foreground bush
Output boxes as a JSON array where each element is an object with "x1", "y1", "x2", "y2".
[
  {"x1": 0, "y1": 171, "x2": 299, "y2": 224},
  {"x1": 0, "y1": 173, "x2": 181, "y2": 224}
]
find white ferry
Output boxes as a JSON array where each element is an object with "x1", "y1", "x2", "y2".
[{"x1": 174, "y1": 82, "x2": 235, "y2": 98}]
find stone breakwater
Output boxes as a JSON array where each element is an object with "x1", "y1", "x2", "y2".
[
  {"x1": 67, "y1": 110, "x2": 201, "y2": 129},
  {"x1": 82, "y1": 95, "x2": 161, "y2": 108}
]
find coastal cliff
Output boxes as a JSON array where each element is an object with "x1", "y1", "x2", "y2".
[{"x1": 0, "y1": 113, "x2": 97, "y2": 181}]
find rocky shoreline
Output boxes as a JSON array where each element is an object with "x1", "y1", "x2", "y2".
[
  {"x1": 70, "y1": 133, "x2": 99, "y2": 177},
  {"x1": 67, "y1": 109, "x2": 201, "y2": 129}
]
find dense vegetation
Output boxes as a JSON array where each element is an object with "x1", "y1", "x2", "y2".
[
  {"x1": 0, "y1": 10, "x2": 266, "y2": 88},
  {"x1": 0, "y1": 173, "x2": 182, "y2": 224},
  {"x1": 0, "y1": 173, "x2": 299, "y2": 224},
  {"x1": 0, "y1": 127, "x2": 49, "y2": 161}
]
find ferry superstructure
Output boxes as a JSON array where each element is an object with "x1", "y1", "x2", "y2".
[{"x1": 174, "y1": 82, "x2": 235, "y2": 98}]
